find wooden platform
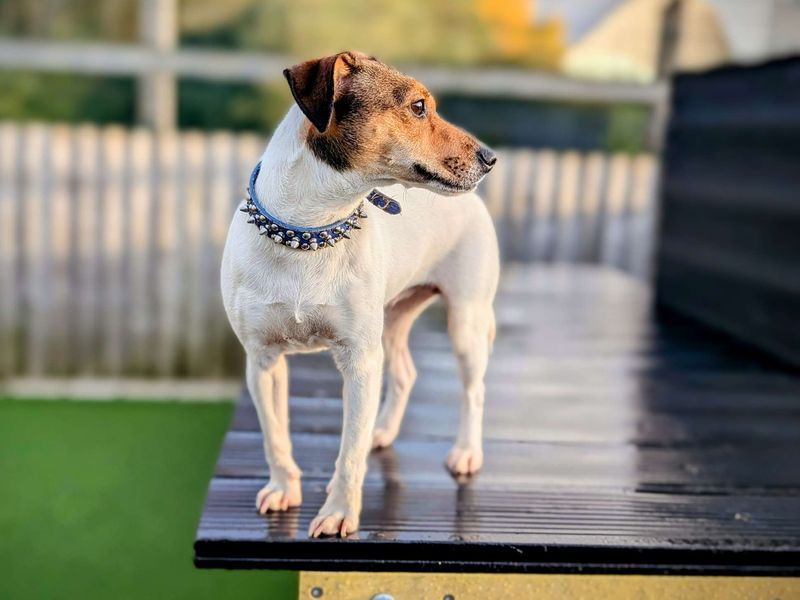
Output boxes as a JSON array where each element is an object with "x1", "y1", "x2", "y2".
[{"x1": 194, "y1": 265, "x2": 800, "y2": 574}]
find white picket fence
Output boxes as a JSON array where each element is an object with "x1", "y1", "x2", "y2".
[{"x1": 0, "y1": 122, "x2": 658, "y2": 378}]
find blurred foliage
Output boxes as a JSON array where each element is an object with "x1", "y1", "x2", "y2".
[
  {"x1": 179, "y1": 79, "x2": 292, "y2": 132},
  {"x1": 606, "y1": 105, "x2": 650, "y2": 153},
  {"x1": 179, "y1": 0, "x2": 564, "y2": 69},
  {"x1": 0, "y1": 70, "x2": 135, "y2": 124},
  {"x1": 0, "y1": 0, "x2": 137, "y2": 41}
]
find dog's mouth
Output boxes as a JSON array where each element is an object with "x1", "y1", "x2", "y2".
[{"x1": 411, "y1": 163, "x2": 477, "y2": 195}]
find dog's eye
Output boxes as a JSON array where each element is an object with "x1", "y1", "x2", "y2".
[{"x1": 410, "y1": 99, "x2": 426, "y2": 117}]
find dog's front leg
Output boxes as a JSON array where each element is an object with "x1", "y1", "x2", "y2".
[
  {"x1": 246, "y1": 352, "x2": 302, "y2": 513},
  {"x1": 309, "y1": 343, "x2": 383, "y2": 537}
]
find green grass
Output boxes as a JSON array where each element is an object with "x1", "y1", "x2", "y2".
[{"x1": 0, "y1": 399, "x2": 297, "y2": 600}]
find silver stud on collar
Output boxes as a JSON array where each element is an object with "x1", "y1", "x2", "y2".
[{"x1": 241, "y1": 195, "x2": 363, "y2": 252}]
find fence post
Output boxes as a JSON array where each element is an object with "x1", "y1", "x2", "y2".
[{"x1": 138, "y1": 0, "x2": 177, "y2": 130}]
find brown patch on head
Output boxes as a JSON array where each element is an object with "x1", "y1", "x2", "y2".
[{"x1": 283, "y1": 51, "x2": 495, "y2": 190}]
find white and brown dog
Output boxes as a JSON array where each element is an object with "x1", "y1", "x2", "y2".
[{"x1": 221, "y1": 51, "x2": 499, "y2": 537}]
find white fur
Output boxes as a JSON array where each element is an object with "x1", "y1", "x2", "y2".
[{"x1": 221, "y1": 105, "x2": 499, "y2": 537}]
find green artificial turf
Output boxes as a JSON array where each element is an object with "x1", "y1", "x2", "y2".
[{"x1": 0, "y1": 399, "x2": 297, "y2": 600}]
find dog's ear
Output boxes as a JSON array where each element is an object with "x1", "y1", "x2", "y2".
[{"x1": 283, "y1": 52, "x2": 359, "y2": 134}]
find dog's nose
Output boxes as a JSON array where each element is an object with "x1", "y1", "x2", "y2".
[{"x1": 477, "y1": 145, "x2": 497, "y2": 172}]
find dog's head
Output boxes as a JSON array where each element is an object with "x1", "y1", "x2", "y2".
[{"x1": 283, "y1": 51, "x2": 496, "y2": 195}]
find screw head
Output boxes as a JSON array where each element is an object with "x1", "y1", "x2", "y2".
[
  {"x1": 310, "y1": 586, "x2": 323, "y2": 598},
  {"x1": 371, "y1": 594, "x2": 394, "y2": 600},
  {"x1": 443, "y1": 595, "x2": 455, "y2": 600}
]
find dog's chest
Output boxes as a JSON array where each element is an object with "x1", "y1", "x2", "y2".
[
  {"x1": 227, "y1": 253, "x2": 354, "y2": 352},
  {"x1": 237, "y1": 295, "x2": 340, "y2": 353}
]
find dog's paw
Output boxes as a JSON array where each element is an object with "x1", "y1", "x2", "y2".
[
  {"x1": 371, "y1": 426, "x2": 398, "y2": 449},
  {"x1": 446, "y1": 445, "x2": 483, "y2": 476},
  {"x1": 308, "y1": 504, "x2": 359, "y2": 538},
  {"x1": 255, "y1": 478, "x2": 302, "y2": 514}
]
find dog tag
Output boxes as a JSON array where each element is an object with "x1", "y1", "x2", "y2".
[{"x1": 367, "y1": 190, "x2": 402, "y2": 215}]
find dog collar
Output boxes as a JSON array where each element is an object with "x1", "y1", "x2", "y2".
[{"x1": 241, "y1": 161, "x2": 400, "y2": 251}]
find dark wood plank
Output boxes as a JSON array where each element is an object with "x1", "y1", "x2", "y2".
[
  {"x1": 229, "y1": 391, "x2": 800, "y2": 447},
  {"x1": 215, "y1": 430, "x2": 800, "y2": 492},
  {"x1": 195, "y1": 265, "x2": 800, "y2": 573}
]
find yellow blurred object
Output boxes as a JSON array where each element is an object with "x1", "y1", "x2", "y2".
[{"x1": 476, "y1": 0, "x2": 565, "y2": 68}]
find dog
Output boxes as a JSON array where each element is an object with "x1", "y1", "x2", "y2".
[{"x1": 221, "y1": 51, "x2": 499, "y2": 537}]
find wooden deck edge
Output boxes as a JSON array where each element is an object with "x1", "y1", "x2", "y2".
[
  {"x1": 193, "y1": 540, "x2": 800, "y2": 576},
  {"x1": 298, "y1": 571, "x2": 800, "y2": 599}
]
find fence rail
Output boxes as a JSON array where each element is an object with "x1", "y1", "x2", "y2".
[{"x1": 0, "y1": 122, "x2": 658, "y2": 378}]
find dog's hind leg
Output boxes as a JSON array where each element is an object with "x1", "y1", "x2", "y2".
[
  {"x1": 246, "y1": 352, "x2": 302, "y2": 513},
  {"x1": 445, "y1": 301, "x2": 495, "y2": 476},
  {"x1": 372, "y1": 285, "x2": 439, "y2": 449}
]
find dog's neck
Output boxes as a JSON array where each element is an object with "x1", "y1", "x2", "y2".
[{"x1": 254, "y1": 106, "x2": 372, "y2": 227}]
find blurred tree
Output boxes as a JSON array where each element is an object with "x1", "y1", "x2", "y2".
[
  {"x1": 180, "y1": 0, "x2": 290, "y2": 53},
  {"x1": 179, "y1": 79, "x2": 291, "y2": 132},
  {"x1": 0, "y1": 0, "x2": 137, "y2": 41},
  {"x1": 178, "y1": 0, "x2": 255, "y2": 33},
  {"x1": 0, "y1": 70, "x2": 134, "y2": 124},
  {"x1": 180, "y1": 0, "x2": 564, "y2": 68},
  {"x1": 606, "y1": 104, "x2": 649, "y2": 153},
  {"x1": 277, "y1": 0, "x2": 487, "y2": 66}
]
